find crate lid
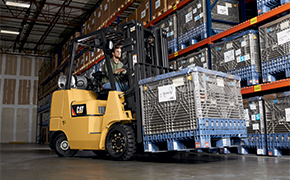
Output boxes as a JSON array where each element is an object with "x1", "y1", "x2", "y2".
[{"x1": 139, "y1": 65, "x2": 240, "y2": 85}]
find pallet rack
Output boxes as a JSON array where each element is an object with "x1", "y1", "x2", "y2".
[{"x1": 36, "y1": 0, "x2": 290, "y2": 144}]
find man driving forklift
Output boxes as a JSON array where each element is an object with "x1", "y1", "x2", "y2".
[{"x1": 102, "y1": 45, "x2": 127, "y2": 91}]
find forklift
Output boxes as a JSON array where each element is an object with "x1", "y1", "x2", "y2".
[{"x1": 49, "y1": 21, "x2": 173, "y2": 160}]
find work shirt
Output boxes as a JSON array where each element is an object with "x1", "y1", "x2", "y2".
[{"x1": 102, "y1": 58, "x2": 126, "y2": 84}]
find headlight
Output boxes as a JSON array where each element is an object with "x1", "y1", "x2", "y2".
[{"x1": 58, "y1": 75, "x2": 67, "y2": 90}]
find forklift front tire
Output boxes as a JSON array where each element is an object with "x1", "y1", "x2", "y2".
[
  {"x1": 106, "y1": 124, "x2": 136, "y2": 161},
  {"x1": 54, "y1": 133, "x2": 78, "y2": 157}
]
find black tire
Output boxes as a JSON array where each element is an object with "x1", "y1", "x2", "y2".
[
  {"x1": 54, "y1": 134, "x2": 78, "y2": 157},
  {"x1": 106, "y1": 124, "x2": 136, "y2": 160}
]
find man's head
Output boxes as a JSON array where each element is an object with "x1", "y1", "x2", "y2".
[{"x1": 112, "y1": 45, "x2": 122, "y2": 59}]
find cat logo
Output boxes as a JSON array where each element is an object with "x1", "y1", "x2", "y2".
[
  {"x1": 71, "y1": 104, "x2": 87, "y2": 117},
  {"x1": 77, "y1": 106, "x2": 84, "y2": 114}
]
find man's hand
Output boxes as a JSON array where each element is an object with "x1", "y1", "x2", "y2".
[{"x1": 114, "y1": 68, "x2": 126, "y2": 74}]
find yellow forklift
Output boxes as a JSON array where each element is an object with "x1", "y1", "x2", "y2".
[
  {"x1": 49, "y1": 21, "x2": 247, "y2": 160},
  {"x1": 49, "y1": 21, "x2": 172, "y2": 160}
]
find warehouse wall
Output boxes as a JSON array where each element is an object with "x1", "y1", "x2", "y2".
[{"x1": 0, "y1": 53, "x2": 45, "y2": 143}]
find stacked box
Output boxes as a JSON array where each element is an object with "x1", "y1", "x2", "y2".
[
  {"x1": 83, "y1": 51, "x2": 90, "y2": 66},
  {"x1": 177, "y1": 0, "x2": 238, "y2": 49},
  {"x1": 167, "y1": 0, "x2": 181, "y2": 9},
  {"x1": 211, "y1": 30, "x2": 260, "y2": 86},
  {"x1": 110, "y1": 0, "x2": 118, "y2": 19},
  {"x1": 259, "y1": 14, "x2": 290, "y2": 83},
  {"x1": 96, "y1": 5, "x2": 103, "y2": 29},
  {"x1": 86, "y1": 11, "x2": 96, "y2": 34},
  {"x1": 257, "y1": 0, "x2": 290, "y2": 15},
  {"x1": 82, "y1": 23, "x2": 86, "y2": 35},
  {"x1": 137, "y1": 0, "x2": 150, "y2": 25},
  {"x1": 118, "y1": 0, "x2": 126, "y2": 10},
  {"x1": 263, "y1": 91, "x2": 290, "y2": 156},
  {"x1": 176, "y1": 48, "x2": 208, "y2": 69},
  {"x1": 155, "y1": 13, "x2": 178, "y2": 54},
  {"x1": 139, "y1": 66, "x2": 246, "y2": 152},
  {"x1": 152, "y1": 0, "x2": 167, "y2": 19},
  {"x1": 102, "y1": 0, "x2": 110, "y2": 25},
  {"x1": 241, "y1": 96, "x2": 267, "y2": 155}
]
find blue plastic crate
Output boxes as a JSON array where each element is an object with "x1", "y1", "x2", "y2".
[
  {"x1": 257, "y1": 0, "x2": 289, "y2": 14},
  {"x1": 267, "y1": 133, "x2": 290, "y2": 149},
  {"x1": 261, "y1": 54, "x2": 290, "y2": 82},
  {"x1": 178, "y1": 23, "x2": 228, "y2": 50},
  {"x1": 227, "y1": 65, "x2": 260, "y2": 86},
  {"x1": 168, "y1": 38, "x2": 178, "y2": 54},
  {"x1": 267, "y1": 133, "x2": 290, "y2": 156},
  {"x1": 143, "y1": 118, "x2": 247, "y2": 152}
]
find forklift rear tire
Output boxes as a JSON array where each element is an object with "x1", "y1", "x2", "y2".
[
  {"x1": 106, "y1": 124, "x2": 136, "y2": 161},
  {"x1": 54, "y1": 133, "x2": 78, "y2": 157}
]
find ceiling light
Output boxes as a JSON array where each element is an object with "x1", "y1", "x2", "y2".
[
  {"x1": 1, "y1": 30, "x2": 19, "y2": 35},
  {"x1": 6, "y1": 1, "x2": 30, "y2": 8}
]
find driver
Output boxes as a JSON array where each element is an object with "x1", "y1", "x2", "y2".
[{"x1": 102, "y1": 45, "x2": 126, "y2": 91}]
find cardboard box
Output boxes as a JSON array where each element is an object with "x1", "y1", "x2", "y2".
[
  {"x1": 90, "y1": 49, "x2": 97, "y2": 62},
  {"x1": 5, "y1": 54, "x2": 17, "y2": 75},
  {"x1": 82, "y1": 23, "x2": 86, "y2": 35},
  {"x1": 96, "y1": 4, "x2": 103, "y2": 29},
  {"x1": 118, "y1": 0, "x2": 126, "y2": 10},
  {"x1": 86, "y1": 11, "x2": 97, "y2": 34},
  {"x1": 3, "y1": 79, "x2": 16, "y2": 104},
  {"x1": 102, "y1": 0, "x2": 110, "y2": 25},
  {"x1": 152, "y1": 0, "x2": 167, "y2": 19},
  {"x1": 167, "y1": 0, "x2": 180, "y2": 9},
  {"x1": 110, "y1": 0, "x2": 118, "y2": 19},
  {"x1": 83, "y1": 51, "x2": 90, "y2": 66},
  {"x1": 137, "y1": 0, "x2": 150, "y2": 25},
  {"x1": 18, "y1": 80, "x2": 31, "y2": 105},
  {"x1": 96, "y1": 48, "x2": 104, "y2": 59}
]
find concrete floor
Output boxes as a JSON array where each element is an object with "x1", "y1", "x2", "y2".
[{"x1": 1, "y1": 144, "x2": 290, "y2": 180}]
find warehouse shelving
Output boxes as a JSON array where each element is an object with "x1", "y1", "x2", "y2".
[
  {"x1": 168, "y1": 2, "x2": 290, "y2": 60},
  {"x1": 241, "y1": 78, "x2": 290, "y2": 95},
  {"x1": 36, "y1": 0, "x2": 290, "y2": 144}
]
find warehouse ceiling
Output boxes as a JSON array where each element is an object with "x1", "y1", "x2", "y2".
[{"x1": 0, "y1": 0, "x2": 102, "y2": 57}]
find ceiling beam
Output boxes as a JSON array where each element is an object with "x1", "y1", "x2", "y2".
[
  {"x1": 1, "y1": 39, "x2": 56, "y2": 45},
  {"x1": 16, "y1": 0, "x2": 93, "y2": 10},
  {"x1": 33, "y1": 0, "x2": 73, "y2": 53},
  {"x1": 19, "y1": 0, "x2": 47, "y2": 53},
  {"x1": 0, "y1": 14, "x2": 79, "y2": 26},
  {"x1": 13, "y1": 2, "x2": 32, "y2": 52}
]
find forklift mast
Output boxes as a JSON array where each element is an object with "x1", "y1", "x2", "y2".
[
  {"x1": 65, "y1": 21, "x2": 173, "y2": 143},
  {"x1": 120, "y1": 21, "x2": 173, "y2": 143}
]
